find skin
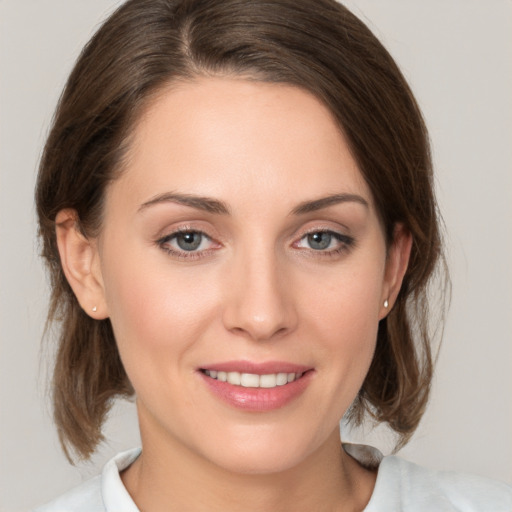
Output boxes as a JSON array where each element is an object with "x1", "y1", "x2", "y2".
[{"x1": 56, "y1": 77, "x2": 411, "y2": 511}]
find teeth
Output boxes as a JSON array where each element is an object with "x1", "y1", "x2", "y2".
[
  {"x1": 276, "y1": 373, "x2": 288, "y2": 386},
  {"x1": 203, "y1": 370, "x2": 303, "y2": 388},
  {"x1": 227, "y1": 372, "x2": 241, "y2": 385},
  {"x1": 240, "y1": 373, "x2": 260, "y2": 387},
  {"x1": 260, "y1": 373, "x2": 277, "y2": 388}
]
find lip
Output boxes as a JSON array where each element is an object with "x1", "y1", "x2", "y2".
[
  {"x1": 200, "y1": 360, "x2": 312, "y2": 375},
  {"x1": 198, "y1": 360, "x2": 314, "y2": 412}
]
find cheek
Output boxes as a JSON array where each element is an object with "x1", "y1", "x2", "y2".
[
  {"x1": 300, "y1": 257, "x2": 385, "y2": 384},
  {"x1": 304, "y1": 260, "x2": 384, "y2": 338},
  {"x1": 100, "y1": 246, "x2": 219, "y2": 373}
]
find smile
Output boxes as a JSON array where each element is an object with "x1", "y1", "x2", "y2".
[
  {"x1": 198, "y1": 361, "x2": 313, "y2": 411},
  {"x1": 201, "y1": 370, "x2": 304, "y2": 388}
]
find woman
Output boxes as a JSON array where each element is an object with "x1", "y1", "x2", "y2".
[{"x1": 32, "y1": 0, "x2": 511, "y2": 510}]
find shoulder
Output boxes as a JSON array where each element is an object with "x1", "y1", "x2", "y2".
[
  {"x1": 32, "y1": 476, "x2": 104, "y2": 512},
  {"x1": 32, "y1": 448, "x2": 141, "y2": 512},
  {"x1": 367, "y1": 455, "x2": 512, "y2": 512}
]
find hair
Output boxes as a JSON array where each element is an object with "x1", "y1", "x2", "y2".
[{"x1": 36, "y1": 0, "x2": 447, "y2": 462}]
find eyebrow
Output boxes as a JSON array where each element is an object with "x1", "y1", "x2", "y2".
[
  {"x1": 138, "y1": 192, "x2": 231, "y2": 215},
  {"x1": 291, "y1": 193, "x2": 369, "y2": 215},
  {"x1": 138, "y1": 191, "x2": 368, "y2": 216}
]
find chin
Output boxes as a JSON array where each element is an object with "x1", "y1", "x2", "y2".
[
  {"x1": 211, "y1": 449, "x2": 306, "y2": 476},
  {"x1": 198, "y1": 426, "x2": 333, "y2": 476}
]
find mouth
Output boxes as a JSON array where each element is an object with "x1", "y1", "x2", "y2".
[
  {"x1": 198, "y1": 362, "x2": 314, "y2": 411},
  {"x1": 200, "y1": 369, "x2": 306, "y2": 389}
]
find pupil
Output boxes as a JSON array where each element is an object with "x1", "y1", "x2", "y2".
[
  {"x1": 308, "y1": 232, "x2": 331, "y2": 250},
  {"x1": 177, "y1": 232, "x2": 201, "y2": 251}
]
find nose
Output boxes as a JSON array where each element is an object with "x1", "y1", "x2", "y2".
[{"x1": 222, "y1": 245, "x2": 298, "y2": 342}]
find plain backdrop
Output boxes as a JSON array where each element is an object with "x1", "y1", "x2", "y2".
[{"x1": 1, "y1": 1, "x2": 511, "y2": 511}]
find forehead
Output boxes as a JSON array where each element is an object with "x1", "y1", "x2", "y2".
[{"x1": 109, "y1": 77, "x2": 373, "y2": 214}]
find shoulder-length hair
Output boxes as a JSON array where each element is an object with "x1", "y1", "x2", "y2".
[{"x1": 36, "y1": 0, "x2": 447, "y2": 461}]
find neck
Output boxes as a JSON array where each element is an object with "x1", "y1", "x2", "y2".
[{"x1": 122, "y1": 424, "x2": 376, "y2": 512}]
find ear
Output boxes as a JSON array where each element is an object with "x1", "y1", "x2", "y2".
[
  {"x1": 379, "y1": 223, "x2": 412, "y2": 319},
  {"x1": 55, "y1": 209, "x2": 108, "y2": 319}
]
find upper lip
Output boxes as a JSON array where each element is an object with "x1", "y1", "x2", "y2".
[{"x1": 199, "y1": 360, "x2": 312, "y2": 375}]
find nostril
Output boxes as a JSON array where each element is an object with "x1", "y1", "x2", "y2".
[
  {"x1": 221, "y1": 264, "x2": 298, "y2": 340},
  {"x1": 227, "y1": 322, "x2": 291, "y2": 342}
]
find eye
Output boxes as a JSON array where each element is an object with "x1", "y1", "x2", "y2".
[
  {"x1": 304, "y1": 232, "x2": 334, "y2": 250},
  {"x1": 295, "y1": 230, "x2": 354, "y2": 254},
  {"x1": 173, "y1": 231, "x2": 206, "y2": 251},
  {"x1": 157, "y1": 229, "x2": 216, "y2": 258}
]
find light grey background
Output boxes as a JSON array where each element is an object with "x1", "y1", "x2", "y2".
[{"x1": 1, "y1": 1, "x2": 511, "y2": 511}]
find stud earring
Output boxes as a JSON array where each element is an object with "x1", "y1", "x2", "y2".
[
  {"x1": 383, "y1": 299, "x2": 389, "y2": 308},
  {"x1": 92, "y1": 306, "x2": 97, "y2": 313}
]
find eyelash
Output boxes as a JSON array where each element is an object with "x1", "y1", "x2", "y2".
[
  {"x1": 294, "y1": 229, "x2": 355, "y2": 258},
  {"x1": 156, "y1": 227, "x2": 355, "y2": 261},
  {"x1": 156, "y1": 227, "x2": 217, "y2": 261}
]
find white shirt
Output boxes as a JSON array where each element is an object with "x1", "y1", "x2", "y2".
[{"x1": 34, "y1": 445, "x2": 512, "y2": 511}]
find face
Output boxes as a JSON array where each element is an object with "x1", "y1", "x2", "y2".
[{"x1": 94, "y1": 78, "x2": 400, "y2": 474}]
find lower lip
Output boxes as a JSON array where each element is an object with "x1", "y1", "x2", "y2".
[{"x1": 199, "y1": 371, "x2": 314, "y2": 411}]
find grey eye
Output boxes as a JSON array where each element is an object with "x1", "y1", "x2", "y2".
[
  {"x1": 176, "y1": 232, "x2": 203, "y2": 251},
  {"x1": 307, "y1": 232, "x2": 332, "y2": 250}
]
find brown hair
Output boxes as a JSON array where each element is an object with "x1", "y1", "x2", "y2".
[{"x1": 36, "y1": 0, "x2": 447, "y2": 461}]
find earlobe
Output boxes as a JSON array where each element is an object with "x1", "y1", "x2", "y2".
[
  {"x1": 55, "y1": 209, "x2": 108, "y2": 319},
  {"x1": 380, "y1": 224, "x2": 412, "y2": 318}
]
